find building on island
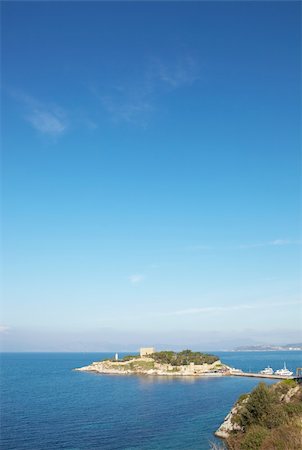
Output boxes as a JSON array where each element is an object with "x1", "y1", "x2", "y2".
[{"x1": 140, "y1": 347, "x2": 155, "y2": 357}]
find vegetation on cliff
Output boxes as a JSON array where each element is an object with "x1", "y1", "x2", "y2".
[
  {"x1": 224, "y1": 380, "x2": 302, "y2": 450},
  {"x1": 107, "y1": 360, "x2": 155, "y2": 371},
  {"x1": 148, "y1": 349, "x2": 219, "y2": 366},
  {"x1": 114, "y1": 350, "x2": 219, "y2": 366}
]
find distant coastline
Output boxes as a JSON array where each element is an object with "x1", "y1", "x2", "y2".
[{"x1": 234, "y1": 343, "x2": 302, "y2": 352}]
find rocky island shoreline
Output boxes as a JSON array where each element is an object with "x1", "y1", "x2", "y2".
[{"x1": 75, "y1": 349, "x2": 231, "y2": 377}]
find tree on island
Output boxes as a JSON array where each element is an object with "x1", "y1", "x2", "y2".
[{"x1": 149, "y1": 350, "x2": 219, "y2": 366}]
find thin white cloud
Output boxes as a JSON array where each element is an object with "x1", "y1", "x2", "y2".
[
  {"x1": 270, "y1": 239, "x2": 292, "y2": 246},
  {"x1": 10, "y1": 90, "x2": 68, "y2": 137},
  {"x1": 101, "y1": 94, "x2": 152, "y2": 126},
  {"x1": 97, "y1": 299, "x2": 301, "y2": 324},
  {"x1": 187, "y1": 239, "x2": 301, "y2": 252},
  {"x1": 169, "y1": 300, "x2": 302, "y2": 316},
  {"x1": 171, "y1": 305, "x2": 253, "y2": 316},
  {"x1": 91, "y1": 54, "x2": 200, "y2": 126},
  {"x1": 128, "y1": 274, "x2": 145, "y2": 285},
  {"x1": 239, "y1": 239, "x2": 301, "y2": 249},
  {"x1": 0, "y1": 325, "x2": 10, "y2": 333},
  {"x1": 26, "y1": 109, "x2": 67, "y2": 136},
  {"x1": 154, "y1": 56, "x2": 200, "y2": 88}
]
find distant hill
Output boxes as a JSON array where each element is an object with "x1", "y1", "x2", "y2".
[{"x1": 234, "y1": 343, "x2": 302, "y2": 351}]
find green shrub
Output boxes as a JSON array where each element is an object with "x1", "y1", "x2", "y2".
[
  {"x1": 240, "y1": 425, "x2": 268, "y2": 450},
  {"x1": 149, "y1": 350, "x2": 219, "y2": 366},
  {"x1": 239, "y1": 383, "x2": 277, "y2": 428},
  {"x1": 122, "y1": 355, "x2": 139, "y2": 361},
  {"x1": 238, "y1": 393, "x2": 249, "y2": 403},
  {"x1": 226, "y1": 381, "x2": 302, "y2": 450},
  {"x1": 263, "y1": 404, "x2": 287, "y2": 429},
  {"x1": 283, "y1": 402, "x2": 302, "y2": 417},
  {"x1": 231, "y1": 413, "x2": 241, "y2": 425},
  {"x1": 131, "y1": 360, "x2": 155, "y2": 370},
  {"x1": 275, "y1": 379, "x2": 298, "y2": 394},
  {"x1": 281, "y1": 379, "x2": 297, "y2": 388}
]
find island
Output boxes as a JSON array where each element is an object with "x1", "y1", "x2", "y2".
[
  {"x1": 215, "y1": 379, "x2": 302, "y2": 449},
  {"x1": 75, "y1": 348, "x2": 231, "y2": 376}
]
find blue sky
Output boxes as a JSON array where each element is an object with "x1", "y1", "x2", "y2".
[{"x1": 2, "y1": 1, "x2": 301, "y2": 351}]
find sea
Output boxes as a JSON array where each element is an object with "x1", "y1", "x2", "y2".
[{"x1": 1, "y1": 351, "x2": 301, "y2": 450}]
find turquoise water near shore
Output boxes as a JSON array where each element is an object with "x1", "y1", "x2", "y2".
[{"x1": 1, "y1": 351, "x2": 301, "y2": 449}]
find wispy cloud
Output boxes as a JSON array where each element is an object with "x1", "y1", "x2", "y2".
[
  {"x1": 128, "y1": 274, "x2": 145, "y2": 285},
  {"x1": 239, "y1": 239, "x2": 301, "y2": 249},
  {"x1": 98, "y1": 299, "x2": 301, "y2": 324},
  {"x1": 10, "y1": 90, "x2": 68, "y2": 137},
  {"x1": 91, "y1": 54, "x2": 200, "y2": 126},
  {"x1": 270, "y1": 239, "x2": 294, "y2": 246},
  {"x1": 0, "y1": 325, "x2": 10, "y2": 333},
  {"x1": 187, "y1": 239, "x2": 301, "y2": 252},
  {"x1": 101, "y1": 92, "x2": 153, "y2": 126},
  {"x1": 153, "y1": 56, "x2": 199, "y2": 88},
  {"x1": 26, "y1": 109, "x2": 67, "y2": 136},
  {"x1": 169, "y1": 300, "x2": 302, "y2": 316}
]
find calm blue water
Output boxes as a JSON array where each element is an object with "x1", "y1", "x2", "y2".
[{"x1": 1, "y1": 351, "x2": 301, "y2": 450}]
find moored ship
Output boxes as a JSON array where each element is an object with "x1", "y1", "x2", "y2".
[
  {"x1": 259, "y1": 366, "x2": 274, "y2": 375},
  {"x1": 275, "y1": 363, "x2": 293, "y2": 377}
]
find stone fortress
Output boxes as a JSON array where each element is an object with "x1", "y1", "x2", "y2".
[{"x1": 139, "y1": 347, "x2": 155, "y2": 357}]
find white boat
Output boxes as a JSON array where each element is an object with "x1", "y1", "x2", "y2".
[
  {"x1": 275, "y1": 363, "x2": 293, "y2": 377},
  {"x1": 260, "y1": 366, "x2": 274, "y2": 375}
]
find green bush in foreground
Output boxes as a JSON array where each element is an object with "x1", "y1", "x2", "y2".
[
  {"x1": 225, "y1": 381, "x2": 302, "y2": 450},
  {"x1": 239, "y1": 383, "x2": 277, "y2": 429},
  {"x1": 240, "y1": 425, "x2": 268, "y2": 450},
  {"x1": 280, "y1": 378, "x2": 297, "y2": 388},
  {"x1": 275, "y1": 378, "x2": 298, "y2": 394},
  {"x1": 237, "y1": 393, "x2": 249, "y2": 403}
]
